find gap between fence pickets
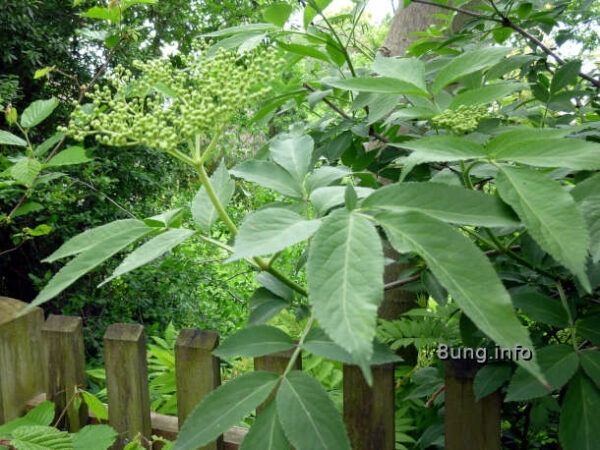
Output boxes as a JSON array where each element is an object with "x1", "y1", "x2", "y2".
[{"x1": 25, "y1": 393, "x2": 248, "y2": 449}]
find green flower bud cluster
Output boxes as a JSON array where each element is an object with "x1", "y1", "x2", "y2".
[
  {"x1": 432, "y1": 104, "x2": 490, "y2": 134},
  {"x1": 61, "y1": 43, "x2": 283, "y2": 155}
]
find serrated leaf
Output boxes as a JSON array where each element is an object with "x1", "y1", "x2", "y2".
[
  {"x1": 0, "y1": 402, "x2": 55, "y2": 437},
  {"x1": 307, "y1": 209, "x2": 383, "y2": 367},
  {"x1": 473, "y1": 364, "x2": 512, "y2": 401},
  {"x1": 174, "y1": 371, "x2": 280, "y2": 450},
  {"x1": 571, "y1": 174, "x2": 600, "y2": 262},
  {"x1": 577, "y1": 315, "x2": 600, "y2": 345},
  {"x1": 496, "y1": 166, "x2": 590, "y2": 291},
  {"x1": 328, "y1": 76, "x2": 429, "y2": 96},
  {"x1": 263, "y1": 2, "x2": 293, "y2": 27},
  {"x1": 269, "y1": 134, "x2": 314, "y2": 183},
  {"x1": 0, "y1": 130, "x2": 28, "y2": 147},
  {"x1": 72, "y1": 425, "x2": 116, "y2": 450},
  {"x1": 10, "y1": 425, "x2": 72, "y2": 450},
  {"x1": 21, "y1": 98, "x2": 59, "y2": 128},
  {"x1": 30, "y1": 224, "x2": 153, "y2": 309},
  {"x1": 551, "y1": 60, "x2": 581, "y2": 94},
  {"x1": 506, "y1": 345, "x2": 578, "y2": 402},
  {"x1": 372, "y1": 56, "x2": 427, "y2": 93},
  {"x1": 81, "y1": 391, "x2": 108, "y2": 421},
  {"x1": 10, "y1": 158, "x2": 42, "y2": 187},
  {"x1": 276, "y1": 371, "x2": 351, "y2": 450},
  {"x1": 449, "y1": 82, "x2": 522, "y2": 108},
  {"x1": 44, "y1": 220, "x2": 149, "y2": 263},
  {"x1": 559, "y1": 372, "x2": 600, "y2": 450},
  {"x1": 485, "y1": 128, "x2": 574, "y2": 155},
  {"x1": 213, "y1": 325, "x2": 295, "y2": 359},
  {"x1": 230, "y1": 208, "x2": 321, "y2": 261},
  {"x1": 309, "y1": 186, "x2": 373, "y2": 215},
  {"x1": 192, "y1": 162, "x2": 235, "y2": 232},
  {"x1": 231, "y1": 160, "x2": 302, "y2": 198},
  {"x1": 376, "y1": 211, "x2": 542, "y2": 382},
  {"x1": 305, "y1": 166, "x2": 351, "y2": 193},
  {"x1": 248, "y1": 288, "x2": 289, "y2": 325},
  {"x1": 432, "y1": 47, "x2": 511, "y2": 93},
  {"x1": 100, "y1": 228, "x2": 195, "y2": 286},
  {"x1": 45, "y1": 146, "x2": 92, "y2": 167},
  {"x1": 580, "y1": 350, "x2": 600, "y2": 389},
  {"x1": 511, "y1": 289, "x2": 568, "y2": 328},
  {"x1": 241, "y1": 402, "x2": 289, "y2": 450},
  {"x1": 362, "y1": 182, "x2": 518, "y2": 227}
]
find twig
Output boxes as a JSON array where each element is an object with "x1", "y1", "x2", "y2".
[{"x1": 384, "y1": 273, "x2": 421, "y2": 291}]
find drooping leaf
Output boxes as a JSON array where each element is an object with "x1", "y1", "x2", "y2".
[
  {"x1": 506, "y1": 345, "x2": 578, "y2": 402},
  {"x1": 432, "y1": 47, "x2": 511, "y2": 93},
  {"x1": 376, "y1": 211, "x2": 543, "y2": 381},
  {"x1": 81, "y1": 391, "x2": 108, "y2": 421},
  {"x1": 10, "y1": 425, "x2": 72, "y2": 450},
  {"x1": 511, "y1": 288, "x2": 569, "y2": 328},
  {"x1": 230, "y1": 209, "x2": 321, "y2": 261},
  {"x1": 0, "y1": 130, "x2": 27, "y2": 147},
  {"x1": 362, "y1": 182, "x2": 518, "y2": 227},
  {"x1": 328, "y1": 76, "x2": 428, "y2": 96},
  {"x1": 192, "y1": 162, "x2": 235, "y2": 232},
  {"x1": 72, "y1": 425, "x2": 117, "y2": 450},
  {"x1": 231, "y1": 160, "x2": 302, "y2": 198},
  {"x1": 213, "y1": 325, "x2": 295, "y2": 359},
  {"x1": 269, "y1": 134, "x2": 314, "y2": 183},
  {"x1": 276, "y1": 371, "x2": 351, "y2": 450},
  {"x1": 10, "y1": 158, "x2": 42, "y2": 187},
  {"x1": 449, "y1": 82, "x2": 523, "y2": 108},
  {"x1": 309, "y1": 186, "x2": 373, "y2": 215},
  {"x1": 174, "y1": 371, "x2": 280, "y2": 450},
  {"x1": 248, "y1": 288, "x2": 289, "y2": 325},
  {"x1": 496, "y1": 166, "x2": 591, "y2": 291},
  {"x1": 45, "y1": 146, "x2": 92, "y2": 167},
  {"x1": 473, "y1": 364, "x2": 512, "y2": 401},
  {"x1": 559, "y1": 372, "x2": 600, "y2": 450},
  {"x1": 100, "y1": 228, "x2": 195, "y2": 286},
  {"x1": 263, "y1": 2, "x2": 293, "y2": 27},
  {"x1": 43, "y1": 220, "x2": 149, "y2": 263},
  {"x1": 20, "y1": 98, "x2": 60, "y2": 128},
  {"x1": 304, "y1": 166, "x2": 351, "y2": 193},
  {"x1": 240, "y1": 402, "x2": 289, "y2": 450},
  {"x1": 571, "y1": 174, "x2": 600, "y2": 262},
  {"x1": 372, "y1": 56, "x2": 428, "y2": 93},
  {"x1": 306, "y1": 209, "x2": 384, "y2": 367}
]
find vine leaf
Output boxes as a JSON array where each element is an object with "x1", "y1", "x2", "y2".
[
  {"x1": 496, "y1": 166, "x2": 591, "y2": 292},
  {"x1": 192, "y1": 161, "x2": 234, "y2": 232}
]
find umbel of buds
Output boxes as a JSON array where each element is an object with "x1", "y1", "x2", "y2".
[
  {"x1": 60, "y1": 42, "x2": 283, "y2": 155},
  {"x1": 432, "y1": 104, "x2": 490, "y2": 134}
]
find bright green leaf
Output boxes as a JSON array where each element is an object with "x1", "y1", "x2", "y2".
[
  {"x1": 270, "y1": 134, "x2": 314, "y2": 183},
  {"x1": 144, "y1": 208, "x2": 184, "y2": 228},
  {"x1": 372, "y1": 56, "x2": 427, "y2": 93},
  {"x1": 303, "y1": 0, "x2": 333, "y2": 29},
  {"x1": 34, "y1": 67, "x2": 54, "y2": 79},
  {"x1": 192, "y1": 162, "x2": 235, "y2": 232},
  {"x1": 12, "y1": 201, "x2": 44, "y2": 219},
  {"x1": 0, "y1": 130, "x2": 27, "y2": 147},
  {"x1": 10, "y1": 158, "x2": 42, "y2": 187},
  {"x1": 72, "y1": 425, "x2": 117, "y2": 450},
  {"x1": 213, "y1": 325, "x2": 295, "y2": 359},
  {"x1": 21, "y1": 98, "x2": 59, "y2": 128},
  {"x1": 559, "y1": 373, "x2": 600, "y2": 450},
  {"x1": 81, "y1": 391, "x2": 108, "y2": 422},
  {"x1": 174, "y1": 371, "x2": 280, "y2": 450},
  {"x1": 263, "y1": 3, "x2": 293, "y2": 27},
  {"x1": 45, "y1": 146, "x2": 92, "y2": 167},
  {"x1": 231, "y1": 160, "x2": 302, "y2": 198},
  {"x1": 276, "y1": 371, "x2": 351, "y2": 450},
  {"x1": 496, "y1": 166, "x2": 590, "y2": 291},
  {"x1": 34, "y1": 132, "x2": 65, "y2": 157},
  {"x1": 10, "y1": 425, "x2": 72, "y2": 450}
]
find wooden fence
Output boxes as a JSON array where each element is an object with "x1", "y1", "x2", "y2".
[{"x1": 0, "y1": 297, "x2": 501, "y2": 449}]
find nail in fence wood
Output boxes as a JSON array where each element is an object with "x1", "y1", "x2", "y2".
[
  {"x1": 445, "y1": 359, "x2": 501, "y2": 450},
  {"x1": 0, "y1": 297, "x2": 45, "y2": 423},
  {"x1": 175, "y1": 329, "x2": 222, "y2": 450},
  {"x1": 343, "y1": 363, "x2": 395, "y2": 450},
  {"x1": 43, "y1": 315, "x2": 87, "y2": 432},
  {"x1": 104, "y1": 323, "x2": 152, "y2": 449}
]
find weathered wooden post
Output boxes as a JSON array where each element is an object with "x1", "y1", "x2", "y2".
[
  {"x1": 343, "y1": 363, "x2": 395, "y2": 450},
  {"x1": 445, "y1": 359, "x2": 501, "y2": 450},
  {"x1": 0, "y1": 297, "x2": 45, "y2": 424},
  {"x1": 43, "y1": 315, "x2": 87, "y2": 432},
  {"x1": 175, "y1": 329, "x2": 222, "y2": 450},
  {"x1": 104, "y1": 323, "x2": 152, "y2": 449}
]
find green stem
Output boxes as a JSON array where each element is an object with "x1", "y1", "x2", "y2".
[
  {"x1": 556, "y1": 281, "x2": 578, "y2": 352},
  {"x1": 197, "y1": 234, "x2": 234, "y2": 254},
  {"x1": 459, "y1": 161, "x2": 474, "y2": 190},
  {"x1": 198, "y1": 126, "x2": 224, "y2": 166},
  {"x1": 253, "y1": 257, "x2": 308, "y2": 297},
  {"x1": 283, "y1": 316, "x2": 315, "y2": 376}
]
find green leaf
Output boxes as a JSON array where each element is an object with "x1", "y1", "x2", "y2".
[
  {"x1": 20, "y1": 98, "x2": 59, "y2": 128},
  {"x1": 241, "y1": 402, "x2": 289, "y2": 450},
  {"x1": 485, "y1": 128, "x2": 574, "y2": 154},
  {"x1": 344, "y1": 184, "x2": 357, "y2": 210},
  {"x1": 24, "y1": 224, "x2": 52, "y2": 237},
  {"x1": 496, "y1": 166, "x2": 591, "y2": 291},
  {"x1": 192, "y1": 162, "x2": 235, "y2": 232},
  {"x1": 230, "y1": 209, "x2": 321, "y2": 261},
  {"x1": 45, "y1": 146, "x2": 92, "y2": 167},
  {"x1": 550, "y1": 60, "x2": 582, "y2": 94},
  {"x1": 580, "y1": 350, "x2": 600, "y2": 389},
  {"x1": 449, "y1": 82, "x2": 522, "y2": 108},
  {"x1": 276, "y1": 371, "x2": 351, "y2": 450},
  {"x1": 305, "y1": 166, "x2": 350, "y2": 193},
  {"x1": 72, "y1": 425, "x2": 117, "y2": 450},
  {"x1": 174, "y1": 372, "x2": 280, "y2": 450},
  {"x1": 10, "y1": 158, "x2": 42, "y2": 187},
  {"x1": 372, "y1": 56, "x2": 428, "y2": 93},
  {"x1": 0, "y1": 129, "x2": 27, "y2": 147},
  {"x1": 303, "y1": 0, "x2": 333, "y2": 28},
  {"x1": 328, "y1": 77, "x2": 428, "y2": 96},
  {"x1": 473, "y1": 364, "x2": 512, "y2": 401},
  {"x1": 270, "y1": 134, "x2": 314, "y2": 183},
  {"x1": 263, "y1": 3, "x2": 293, "y2": 27},
  {"x1": 231, "y1": 160, "x2": 302, "y2": 198},
  {"x1": 376, "y1": 211, "x2": 542, "y2": 381},
  {"x1": 10, "y1": 425, "x2": 72, "y2": 450},
  {"x1": 362, "y1": 182, "x2": 518, "y2": 227},
  {"x1": 511, "y1": 289, "x2": 568, "y2": 328},
  {"x1": 506, "y1": 345, "x2": 578, "y2": 402},
  {"x1": 23, "y1": 401, "x2": 55, "y2": 426},
  {"x1": 307, "y1": 209, "x2": 384, "y2": 367},
  {"x1": 491, "y1": 138, "x2": 600, "y2": 170},
  {"x1": 213, "y1": 325, "x2": 295, "y2": 359},
  {"x1": 432, "y1": 47, "x2": 511, "y2": 93},
  {"x1": 310, "y1": 186, "x2": 373, "y2": 215},
  {"x1": 571, "y1": 174, "x2": 600, "y2": 262},
  {"x1": 577, "y1": 315, "x2": 600, "y2": 345},
  {"x1": 248, "y1": 288, "x2": 289, "y2": 325},
  {"x1": 43, "y1": 220, "x2": 149, "y2": 262},
  {"x1": 100, "y1": 228, "x2": 195, "y2": 286},
  {"x1": 256, "y1": 273, "x2": 294, "y2": 301},
  {"x1": 81, "y1": 391, "x2": 108, "y2": 421},
  {"x1": 144, "y1": 208, "x2": 184, "y2": 228},
  {"x1": 203, "y1": 23, "x2": 278, "y2": 38},
  {"x1": 559, "y1": 372, "x2": 600, "y2": 450},
  {"x1": 34, "y1": 132, "x2": 65, "y2": 157},
  {"x1": 31, "y1": 223, "x2": 153, "y2": 309}
]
